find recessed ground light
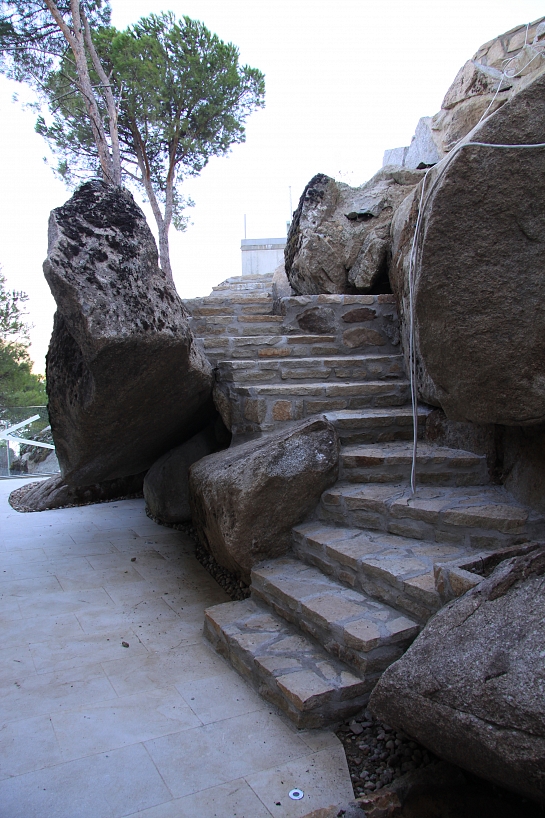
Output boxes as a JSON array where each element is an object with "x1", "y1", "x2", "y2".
[{"x1": 289, "y1": 789, "x2": 304, "y2": 800}]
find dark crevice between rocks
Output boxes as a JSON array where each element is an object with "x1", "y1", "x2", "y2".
[{"x1": 145, "y1": 508, "x2": 251, "y2": 601}]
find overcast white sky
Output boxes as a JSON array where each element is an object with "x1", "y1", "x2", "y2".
[{"x1": 1, "y1": 0, "x2": 543, "y2": 372}]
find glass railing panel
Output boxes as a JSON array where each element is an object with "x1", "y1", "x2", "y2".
[{"x1": 0, "y1": 406, "x2": 60, "y2": 478}]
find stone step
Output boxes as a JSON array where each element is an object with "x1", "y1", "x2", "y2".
[
  {"x1": 230, "y1": 379, "x2": 410, "y2": 403},
  {"x1": 200, "y1": 335, "x2": 356, "y2": 363},
  {"x1": 191, "y1": 314, "x2": 284, "y2": 337},
  {"x1": 204, "y1": 597, "x2": 370, "y2": 728},
  {"x1": 216, "y1": 380, "x2": 412, "y2": 437},
  {"x1": 251, "y1": 557, "x2": 420, "y2": 676},
  {"x1": 291, "y1": 521, "x2": 473, "y2": 621},
  {"x1": 318, "y1": 483, "x2": 545, "y2": 550},
  {"x1": 340, "y1": 442, "x2": 488, "y2": 486},
  {"x1": 185, "y1": 295, "x2": 274, "y2": 317},
  {"x1": 325, "y1": 407, "x2": 431, "y2": 444},
  {"x1": 212, "y1": 280, "x2": 273, "y2": 293},
  {"x1": 215, "y1": 355, "x2": 405, "y2": 385}
]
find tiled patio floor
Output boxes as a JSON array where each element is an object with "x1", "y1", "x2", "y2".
[{"x1": 0, "y1": 478, "x2": 352, "y2": 818}]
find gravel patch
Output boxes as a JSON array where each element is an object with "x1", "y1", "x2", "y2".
[{"x1": 336, "y1": 708, "x2": 435, "y2": 798}]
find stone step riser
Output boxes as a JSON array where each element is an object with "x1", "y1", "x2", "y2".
[
  {"x1": 216, "y1": 357, "x2": 405, "y2": 386},
  {"x1": 318, "y1": 491, "x2": 534, "y2": 551},
  {"x1": 188, "y1": 305, "x2": 275, "y2": 318},
  {"x1": 291, "y1": 531, "x2": 442, "y2": 623},
  {"x1": 217, "y1": 384, "x2": 412, "y2": 439},
  {"x1": 339, "y1": 459, "x2": 488, "y2": 487},
  {"x1": 191, "y1": 317, "x2": 285, "y2": 337},
  {"x1": 201, "y1": 339, "x2": 394, "y2": 362},
  {"x1": 326, "y1": 409, "x2": 430, "y2": 446},
  {"x1": 204, "y1": 599, "x2": 371, "y2": 729}
]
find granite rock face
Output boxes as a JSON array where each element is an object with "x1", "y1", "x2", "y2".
[
  {"x1": 44, "y1": 181, "x2": 213, "y2": 486},
  {"x1": 383, "y1": 17, "x2": 545, "y2": 168},
  {"x1": 9, "y1": 472, "x2": 146, "y2": 512},
  {"x1": 143, "y1": 421, "x2": 229, "y2": 524},
  {"x1": 390, "y1": 66, "x2": 545, "y2": 425},
  {"x1": 369, "y1": 547, "x2": 545, "y2": 805},
  {"x1": 284, "y1": 169, "x2": 423, "y2": 296},
  {"x1": 189, "y1": 417, "x2": 339, "y2": 580}
]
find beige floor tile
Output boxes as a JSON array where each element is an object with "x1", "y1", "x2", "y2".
[
  {"x1": 0, "y1": 714, "x2": 63, "y2": 780},
  {"x1": 17, "y1": 586, "x2": 117, "y2": 619},
  {"x1": 29, "y1": 628, "x2": 149, "y2": 674},
  {"x1": 145, "y1": 710, "x2": 310, "y2": 799},
  {"x1": 2, "y1": 555, "x2": 92, "y2": 582},
  {"x1": 245, "y1": 745, "x2": 353, "y2": 817},
  {"x1": 51, "y1": 685, "x2": 201, "y2": 760},
  {"x1": 0, "y1": 547, "x2": 48, "y2": 565},
  {"x1": 102, "y1": 641, "x2": 230, "y2": 696},
  {"x1": 297, "y1": 729, "x2": 342, "y2": 753},
  {"x1": 0, "y1": 662, "x2": 117, "y2": 722},
  {"x1": 55, "y1": 564, "x2": 147, "y2": 592},
  {"x1": 176, "y1": 671, "x2": 264, "y2": 724},
  {"x1": 0, "y1": 742, "x2": 171, "y2": 818},
  {"x1": 0, "y1": 574, "x2": 63, "y2": 596},
  {"x1": 132, "y1": 778, "x2": 273, "y2": 818},
  {"x1": 0, "y1": 611, "x2": 84, "y2": 649},
  {"x1": 0, "y1": 644, "x2": 36, "y2": 683}
]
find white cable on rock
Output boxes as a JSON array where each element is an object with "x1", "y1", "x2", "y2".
[{"x1": 407, "y1": 39, "x2": 545, "y2": 494}]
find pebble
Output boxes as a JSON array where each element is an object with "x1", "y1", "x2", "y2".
[{"x1": 336, "y1": 710, "x2": 435, "y2": 799}]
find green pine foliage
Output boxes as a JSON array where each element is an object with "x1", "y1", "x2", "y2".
[{"x1": 0, "y1": 270, "x2": 46, "y2": 407}]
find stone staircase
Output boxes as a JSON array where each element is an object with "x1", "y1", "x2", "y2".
[{"x1": 184, "y1": 273, "x2": 545, "y2": 729}]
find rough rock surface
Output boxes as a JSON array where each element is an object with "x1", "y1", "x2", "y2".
[
  {"x1": 271, "y1": 262, "x2": 293, "y2": 312},
  {"x1": 383, "y1": 18, "x2": 545, "y2": 167},
  {"x1": 9, "y1": 472, "x2": 146, "y2": 512},
  {"x1": 189, "y1": 417, "x2": 339, "y2": 580},
  {"x1": 44, "y1": 181, "x2": 213, "y2": 486},
  {"x1": 285, "y1": 169, "x2": 423, "y2": 296},
  {"x1": 143, "y1": 420, "x2": 229, "y2": 524},
  {"x1": 369, "y1": 547, "x2": 545, "y2": 805},
  {"x1": 390, "y1": 66, "x2": 545, "y2": 425}
]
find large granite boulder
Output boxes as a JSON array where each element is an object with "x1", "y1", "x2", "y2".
[
  {"x1": 369, "y1": 547, "x2": 545, "y2": 804},
  {"x1": 44, "y1": 181, "x2": 213, "y2": 487},
  {"x1": 9, "y1": 472, "x2": 146, "y2": 512},
  {"x1": 189, "y1": 417, "x2": 339, "y2": 580},
  {"x1": 383, "y1": 18, "x2": 545, "y2": 168},
  {"x1": 143, "y1": 420, "x2": 230, "y2": 524},
  {"x1": 285, "y1": 169, "x2": 423, "y2": 295},
  {"x1": 390, "y1": 65, "x2": 545, "y2": 425}
]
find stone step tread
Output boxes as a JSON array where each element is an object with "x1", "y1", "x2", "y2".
[
  {"x1": 325, "y1": 407, "x2": 432, "y2": 427},
  {"x1": 252, "y1": 557, "x2": 420, "y2": 651},
  {"x1": 186, "y1": 295, "x2": 273, "y2": 305},
  {"x1": 322, "y1": 483, "x2": 534, "y2": 532},
  {"x1": 282, "y1": 295, "x2": 396, "y2": 308},
  {"x1": 215, "y1": 356, "x2": 405, "y2": 385},
  {"x1": 230, "y1": 380, "x2": 410, "y2": 397},
  {"x1": 292, "y1": 521, "x2": 471, "y2": 615},
  {"x1": 202, "y1": 333, "x2": 336, "y2": 347},
  {"x1": 218, "y1": 354, "x2": 404, "y2": 369},
  {"x1": 204, "y1": 598, "x2": 369, "y2": 728},
  {"x1": 341, "y1": 442, "x2": 486, "y2": 467},
  {"x1": 193, "y1": 314, "x2": 284, "y2": 324}
]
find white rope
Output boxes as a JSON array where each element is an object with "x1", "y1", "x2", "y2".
[{"x1": 407, "y1": 29, "x2": 545, "y2": 494}]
